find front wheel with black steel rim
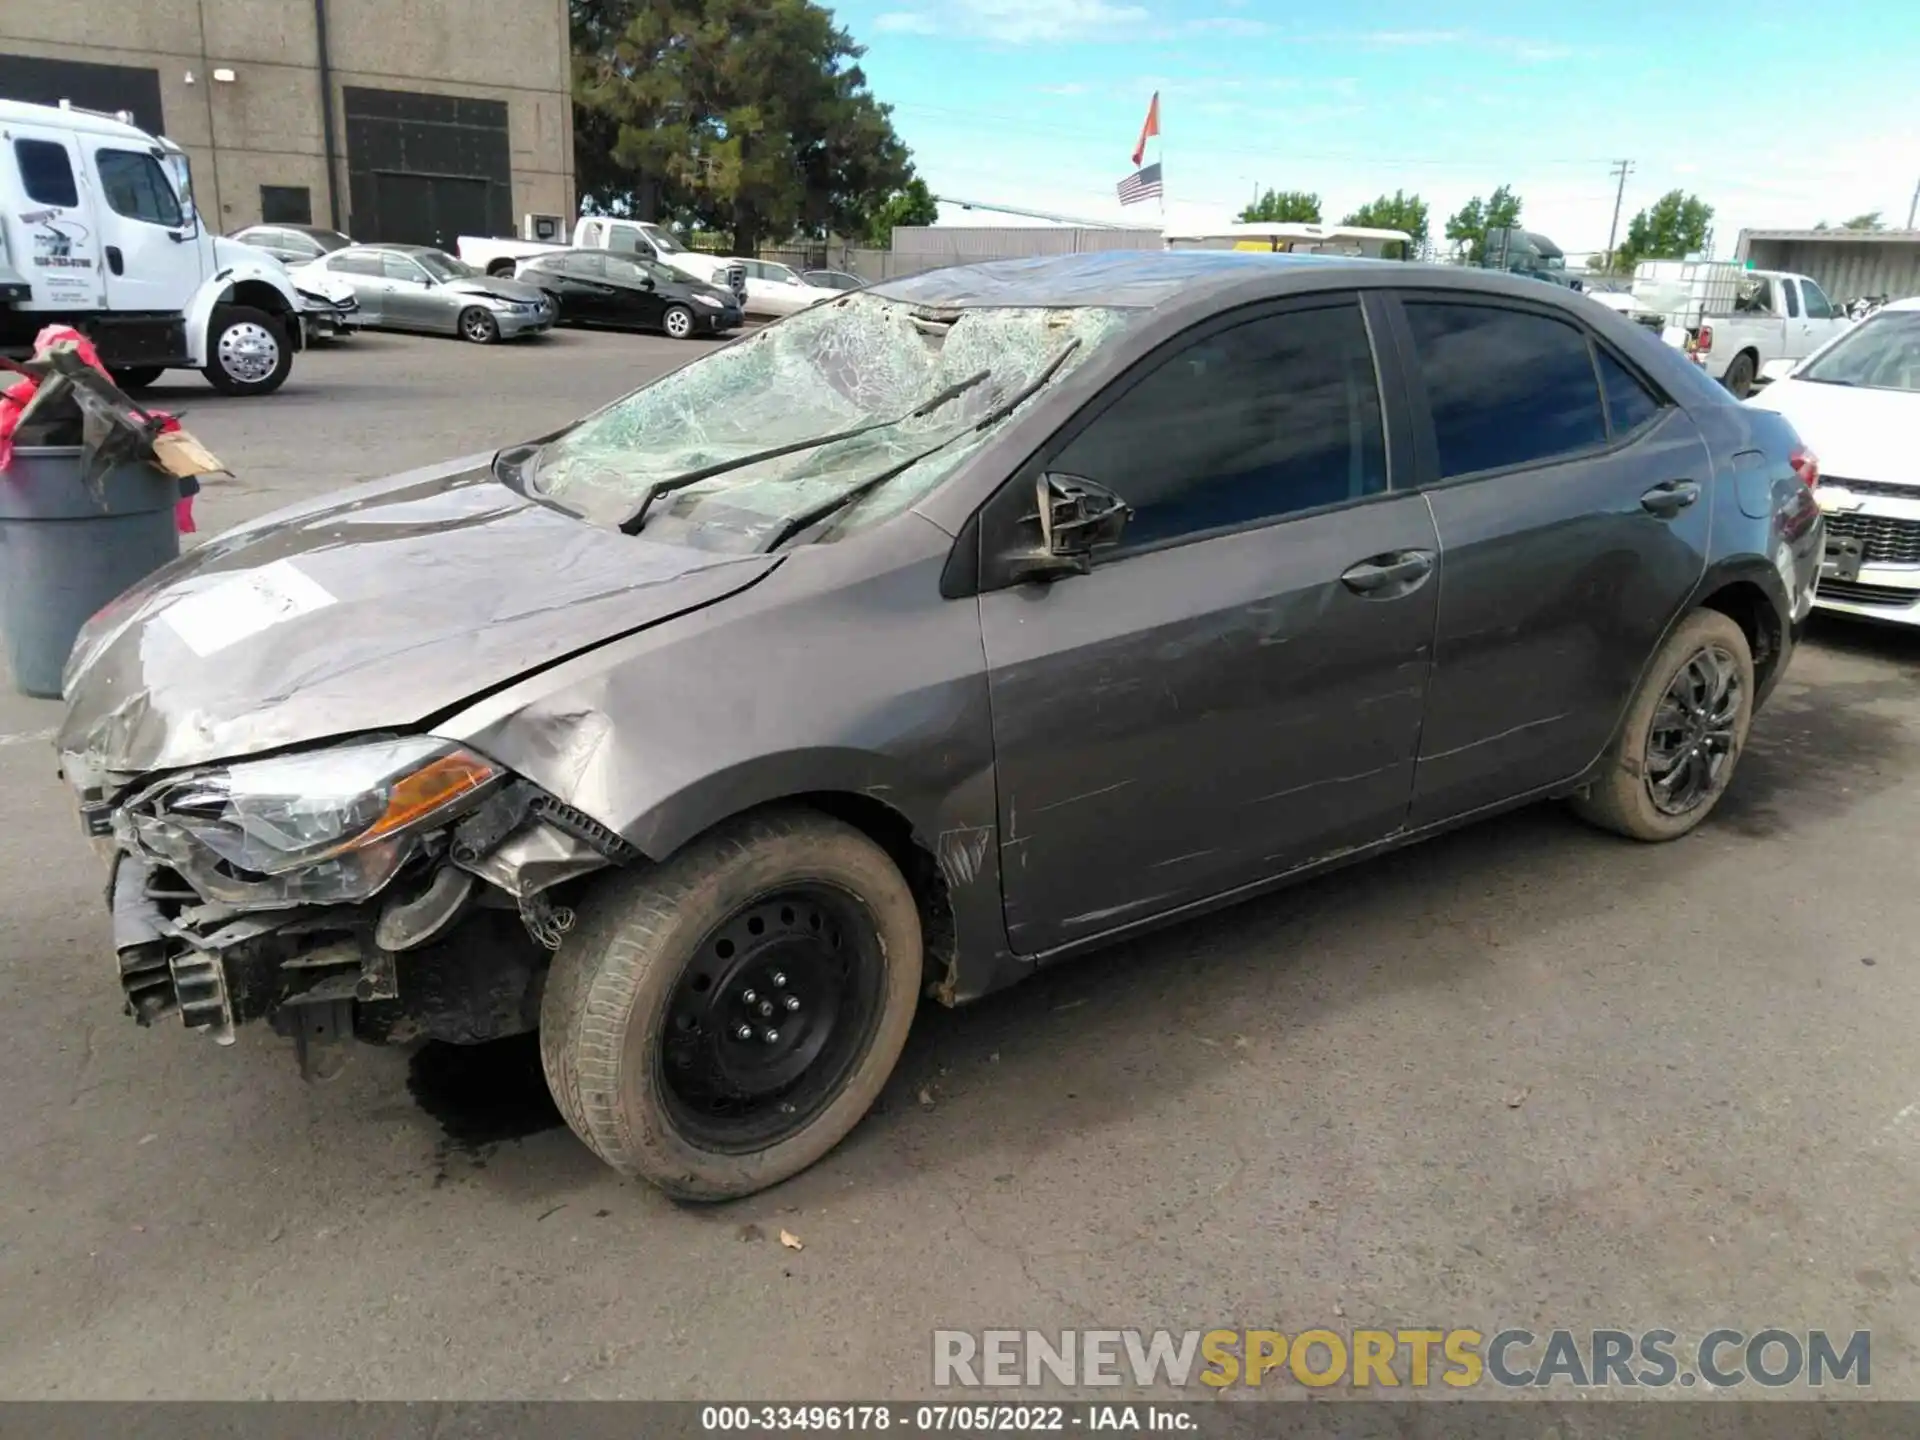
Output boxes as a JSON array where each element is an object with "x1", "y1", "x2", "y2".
[
  {"x1": 1570, "y1": 608, "x2": 1755, "y2": 841},
  {"x1": 540, "y1": 809, "x2": 923, "y2": 1200},
  {"x1": 458, "y1": 306, "x2": 501, "y2": 344},
  {"x1": 201, "y1": 305, "x2": 291, "y2": 396},
  {"x1": 662, "y1": 304, "x2": 696, "y2": 340}
]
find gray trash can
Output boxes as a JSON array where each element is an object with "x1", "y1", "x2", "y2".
[{"x1": 0, "y1": 446, "x2": 181, "y2": 699}]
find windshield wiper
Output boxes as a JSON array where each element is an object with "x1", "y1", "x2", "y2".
[
  {"x1": 613, "y1": 368, "x2": 993, "y2": 535},
  {"x1": 758, "y1": 338, "x2": 1083, "y2": 553}
]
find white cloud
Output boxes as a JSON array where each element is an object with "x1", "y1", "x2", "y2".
[
  {"x1": 929, "y1": 0, "x2": 1150, "y2": 44},
  {"x1": 875, "y1": 11, "x2": 938, "y2": 33},
  {"x1": 1036, "y1": 82, "x2": 1091, "y2": 95},
  {"x1": 1186, "y1": 16, "x2": 1271, "y2": 36}
]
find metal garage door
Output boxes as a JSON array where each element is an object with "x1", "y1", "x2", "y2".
[
  {"x1": 343, "y1": 86, "x2": 511, "y2": 248},
  {"x1": 0, "y1": 54, "x2": 164, "y2": 135}
]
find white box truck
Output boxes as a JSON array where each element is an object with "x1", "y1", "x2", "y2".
[{"x1": 1, "y1": 99, "x2": 317, "y2": 396}]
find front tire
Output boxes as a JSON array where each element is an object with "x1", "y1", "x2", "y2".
[
  {"x1": 541, "y1": 809, "x2": 923, "y2": 1200},
  {"x1": 1570, "y1": 609, "x2": 1755, "y2": 841},
  {"x1": 201, "y1": 306, "x2": 291, "y2": 396},
  {"x1": 459, "y1": 306, "x2": 501, "y2": 344},
  {"x1": 662, "y1": 304, "x2": 696, "y2": 340}
]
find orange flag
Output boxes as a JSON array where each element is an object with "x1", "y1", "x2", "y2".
[{"x1": 1131, "y1": 92, "x2": 1160, "y2": 167}]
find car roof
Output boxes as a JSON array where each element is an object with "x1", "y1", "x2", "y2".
[
  {"x1": 871, "y1": 249, "x2": 1435, "y2": 309},
  {"x1": 1885, "y1": 296, "x2": 1920, "y2": 313}
]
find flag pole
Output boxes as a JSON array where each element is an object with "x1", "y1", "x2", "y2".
[{"x1": 1156, "y1": 99, "x2": 1165, "y2": 230}]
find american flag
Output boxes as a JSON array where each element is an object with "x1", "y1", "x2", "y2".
[{"x1": 1117, "y1": 163, "x2": 1163, "y2": 206}]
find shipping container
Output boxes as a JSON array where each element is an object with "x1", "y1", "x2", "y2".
[{"x1": 1734, "y1": 230, "x2": 1920, "y2": 304}]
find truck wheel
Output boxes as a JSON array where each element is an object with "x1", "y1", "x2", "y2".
[
  {"x1": 109, "y1": 366, "x2": 165, "y2": 392},
  {"x1": 458, "y1": 307, "x2": 500, "y2": 344},
  {"x1": 1570, "y1": 609, "x2": 1754, "y2": 842},
  {"x1": 662, "y1": 304, "x2": 696, "y2": 340},
  {"x1": 540, "y1": 808, "x2": 923, "y2": 1201},
  {"x1": 1723, "y1": 351, "x2": 1757, "y2": 399},
  {"x1": 202, "y1": 306, "x2": 291, "y2": 396}
]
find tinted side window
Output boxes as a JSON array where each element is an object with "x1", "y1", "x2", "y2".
[
  {"x1": 565, "y1": 252, "x2": 606, "y2": 278},
  {"x1": 1596, "y1": 348, "x2": 1663, "y2": 436},
  {"x1": 329, "y1": 251, "x2": 382, "y2": 276},
  {"x1": 95, "y1": 149, "x2": 183, "y2": 227},
  {"x1": 381, "y1": 252, "x2": 426, "y2": 282},
  {"x1": 1405, "y1": 301, "x2": 1608, "y2": 478},
  {"x1": 1052, "y1": 300, "x2": 1388, "y2": 550},
  {"x1": 1781, "y1": 280, "x2": 1801, "y2": 318},
  {"x1": 1801, "y1": 278, "x2": 1834, "y2": 319},
  {"x1": 15, "y1": 139, "x2": 79, "y2": 207}
]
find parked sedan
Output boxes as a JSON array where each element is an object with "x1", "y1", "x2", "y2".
[
  {"x1": 516, "y1": 250, "x2": 742, "y2": 338},
  {"x1": 1747, "y1": 298, "x2": 1920, "y2": 624},
  {"x1": 291, "y1": 245, "x2": 553, "y2": 343},
  {"x1": 738, "y1": 258, "x2": 842, "y2": 317},
  {"x1": 58, "y1": 253, "x2": 1821, "y2": 1203},
  {"x1": 802, "y1": 269, "x2": 864, "y2": 292},
  {"x1": 229, "y1": 223, "x2": 354, "y2": 267}
]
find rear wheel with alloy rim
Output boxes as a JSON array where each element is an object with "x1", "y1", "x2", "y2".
[
  {"x1": 201, "y1": 305, "x2": 291, "y2": 396},
  {"x1": 662, "y1": 304, "x2": 695, "y2": 339},
  {"x1": 459, "y1": 307, "x2": 500, "y2": 344},
  {"x1": 1571, "y1": 608, "x2": 1755, "y2": 841},
  {"x1": 540, "y1": 808, "x2": 922, "y2": 1199}
]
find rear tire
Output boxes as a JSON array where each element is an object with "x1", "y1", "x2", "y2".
[
  {"x1": 1723, "y1": 351, "x2": 1757, "y2": 399},
  {"x1": 662, "y1": 304, "x2": 696, "y2": 340},
  {"x1": 458, "y1": 307, "x2": 500, "y2": 344},
  {"x1": 201, "y1": 305, "x2": 291, "y2": 396},
  {"x1": 540, "y1": 809, "x2": 922, "y2": 1200},
  {"x1": 109, "y1": 366, "x2": 165, "y2": 392},
  {"x1": 1570, "y1": 609, "x2": 1754, "y2": 842}
]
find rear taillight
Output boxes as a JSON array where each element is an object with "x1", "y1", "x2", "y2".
[
  {"x1": 1790, "y1": 445, "x2": 1819, "y2": 489},
  {"x1": 1695, "y1": 323, "x2": 1714, "y2": 354}
]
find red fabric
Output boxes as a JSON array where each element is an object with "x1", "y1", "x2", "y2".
[
  {"x1": 0, "y1": 327, "x2": 192, "y2": 532},
  {"x1": 1131, "y1": 92, "x2": 1160, "y2": 167}
]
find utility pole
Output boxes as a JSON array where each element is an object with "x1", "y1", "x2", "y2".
[
  {"x1": 1908, "y1": 174, "x2": 1919, "y2": 230},
  {"x1": 1604, "y1": 159, "x2": 1634, "y2": 270}
]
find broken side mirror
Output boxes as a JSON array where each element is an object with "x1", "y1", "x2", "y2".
[{"x1": 1006, "y1": 473, "x2": 1131, "y2": 583}]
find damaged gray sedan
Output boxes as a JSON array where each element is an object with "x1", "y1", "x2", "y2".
[{"x1": 58, "y1": 252, "x2": 1822, "y2": 1200}]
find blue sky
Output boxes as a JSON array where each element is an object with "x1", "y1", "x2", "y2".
[{"x1": 834, "y1": 0, "x2": 1920, "y2": 256}]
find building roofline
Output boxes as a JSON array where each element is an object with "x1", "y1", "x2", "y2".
[{"x1": 1738, "y1": 228, "x2": 1920, "y2": 244}]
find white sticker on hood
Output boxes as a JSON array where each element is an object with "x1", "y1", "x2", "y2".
[{"x1": 161, "y1": 560, "x2": 337, "y2": 657}]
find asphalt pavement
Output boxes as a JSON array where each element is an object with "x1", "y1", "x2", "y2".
[{"x1": 3, "y1": 329, "x2": 1919, "y2": 1400}]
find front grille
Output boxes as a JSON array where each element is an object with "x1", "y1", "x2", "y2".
[
  {"x1": 1816, "y1": 578, "x2": 1920, "y2": 608},
  {"x1": 1822, "y1": 511, "x2": 1920, "y2": 566},
  {"x1": 1823, "y1": 475, "x2": 1920, "y2": 500},
  {"x1": 723, "y1": 262, "x2": 746, "y2": 298}
]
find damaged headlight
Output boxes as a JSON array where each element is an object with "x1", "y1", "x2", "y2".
[{"x1": 123, "y1": 737, "x2": 501, "y2": 907}]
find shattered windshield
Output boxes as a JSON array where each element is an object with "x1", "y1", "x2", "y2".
[{"x1": 530, "y1": 293, "x2": 1138, "y2": 548}]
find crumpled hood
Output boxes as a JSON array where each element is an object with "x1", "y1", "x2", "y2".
[
  {"x1": 58, "y1": 456, "x2": 779, "y2": 778},
  {"x1": 443, "y1": 275, "x2": 546, "y2": 304},
  {"x1": 1748, "y1": 379, "x2": 1920, "y2": 487}
]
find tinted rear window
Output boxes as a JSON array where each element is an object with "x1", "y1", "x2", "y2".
[
  {"x1": 15, "y1": 139, "x2": 78, "y2": 207},
  {"x1": 1405, "y1": 301, "x2": 1608, "y2": 478}
]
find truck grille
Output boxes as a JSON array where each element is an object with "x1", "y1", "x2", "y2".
[
  {"x1": 1817, "y1": 578, "x2": 1920, "y2": 609},
  {"x1": 1822, "y1": 512, "x2": 1920, "y2": 566}
]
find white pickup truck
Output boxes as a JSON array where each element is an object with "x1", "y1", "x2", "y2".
[
  {"x1": 1, "y1": 98, "x2": 323, "y2": 395},
  {"x1": 458, "y1": 217, "x2": 746, "y2": 306},
  {"x1": 1632, "y1": 260, "x2": 1850, "y2": 398}
]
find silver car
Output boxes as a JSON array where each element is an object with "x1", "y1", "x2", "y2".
[{"x1": 291, "y1": 244, "x2": 554, "y2": 343}]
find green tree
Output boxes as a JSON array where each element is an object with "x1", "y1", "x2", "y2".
[
  {"x1": 1444, "y1": 184, "x2": 1522, "y2": 263},
  {"x1": 1239, "y1": 189, "x2": 1322, "y2": 224},
  {"x1": 1840, "y1": 210, "x2": 1886, "y2": 231},
  {"x1": 571, "y1": 0, "x2": 917, "y2": 253},
  {"x1": 1615, "y1": 190, "x2": 1714, "y2": 270},
  {"x1": 1342, "y1": 191, "x2": 1430, "y2": 258},
  {"x1": 864, "y1": 177, "x2": 938, "y2": 246}
]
